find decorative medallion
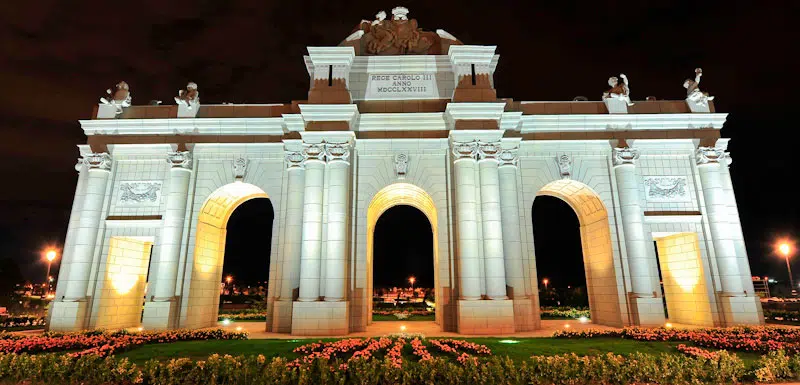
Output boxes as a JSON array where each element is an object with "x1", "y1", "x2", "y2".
[
  {"x1": 643, "y1": 176, "x2": 690, "y2": 202},
  {"x1": 557, "y1": 154, "x2": 572, "y2": 179},
  {"x1": 233, "y1": 157, "x2": 248, "y2": 180},
  {"x1": 166, "y1": 151, "x2": 192, "y2": 170},
  {"x1": 85, "y1": 153, "x2": 112, "y2": 171},
  {"x1": 451, "y1": 141, "x2": 477, "y2": 160},
  {"x1": 118, "y1": 181, "x2": 162, "y2": 206},
  {"x1": 395, "y1": 153, "x2": 409, "y2": 178}
]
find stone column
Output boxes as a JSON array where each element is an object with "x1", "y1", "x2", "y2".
[
  {"x1": 612, "y1": 148, "x2": 658, "y2": 296},
  {"x1": 297, "y1": 143, "x2": 326, "y2": 302},
  {"x1": 719, "y1": 154, "x2": 756, "y2": 293},
  {"x1": 452, "y1": 141, "x2": 482, "y2": 300},
  {"x1": 477, "y1": 141, "x2": 508, "y2": 300},
  {"x1": 696, "y1": 147, "x2": 744, "y2": 295},
  {"x1": 278, "y1": 151, "x2": 306, "y2": 301},
  {"x1": 63, "y1": 153, "x2": 112, "y2": 300},
  {"x1": 323, "y1": 142, "x2": 351, "y2": 302},
  {"x1": 53, "y1": 159, "x2": 90, "y2": 301},
  {"x1": 497, "y1": 147, "x2": 526, "y2": 299},
  {"x1": 152, "y1": 151, "x2": 193, "y2": 301}
]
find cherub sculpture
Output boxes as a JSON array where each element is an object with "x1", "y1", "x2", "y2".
[
  {"x1": 603, "y1": 74, "x2": 634, "y2": 106},
  {"x1": 175, "y1": 82, "x2": 200, "y2": 109},
  {"x1": 99, "y1": 81, "x2": 132, "y2": 114},
  {"x1": 684, "y1": 68, "x2": 714, "y2": 106}
]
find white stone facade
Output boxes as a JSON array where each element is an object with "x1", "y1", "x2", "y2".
[{"x1": 48, "y1": 43, "x2": 763, "y2": 334}]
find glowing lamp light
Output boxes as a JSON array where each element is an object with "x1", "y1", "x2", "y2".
[
  {"x1": 400, "y1": 324, "x2": 407, "y2": 332},
  {"x1": 225, "y1": 275, "x2": 233, "y2": 284},
  {"x1": 499, "y1": 339, "x2": 519, "y2": 344},
  {"x1": 780, "y1": 243, "x2": 792, "y2": 256},
  {"x1": 222, "y1": 319, "x2": 231, "y2": 326},
  {"x1": 137, "y1": 327, "x2": 143, "y2": 332},
  {"x1": 46, "y1": 250, "x2": 57, "y2": 262},
  {"x1": 579, "y1": 316, "x2": 588, "y2": 323},
  {"x1": 564, "y1": 324, "x2": 571, "y2": 329},
  {"x1": 236, "y1": 326, "x2": 243, "y2": 331},
  {"x1": 665, "y1": 322, "x2": 673, "y2": 328},
  {"x1": 110, "y1": 273, "x2": 139, "y2": 295}
]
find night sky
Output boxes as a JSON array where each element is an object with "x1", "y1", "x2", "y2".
[{"x1": 0, "y1": 1, "x2": 796, "y2": 290}]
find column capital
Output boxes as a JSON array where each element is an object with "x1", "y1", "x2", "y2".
[
  {"x1": 477, "y1": 141, "x2": 502, "y2": 161},
  {"x1": 84, "y1": 153, "x2": 112, "y2": 171},
  {"x1": 285, "y1": 151, "x2": 305, "y2": 169},
  {"x1": 74, "y1": 158, "x2": 86, "y2": 172},
  {"x1": 612, "y1": 147, "x2": 640, "y2": 167},
  {"x1": 302, "y1": 142, "x2": 326, "y2": 162},
  {"x1": 166, "y1": 151, "x2": 192, "y2": 170},
  {"x1": 498, "y1": 147, "x2": 519, "y2": 167},
  {"x1": 696, "y1": 146, "x2": 724, "y2": 165},
  {"x1": 325, "y1": 141, "x2": 352, "y2": 163},
  {"x1": 451, "y1": 140, "x2": 478, "y2": 161}
]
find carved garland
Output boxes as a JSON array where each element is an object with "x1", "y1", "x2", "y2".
[
  {"x1": 643, "y1": 176, "x2": 690, "y2": 202},
  {"x1": 118, "y1": 181, "x2": 162, "y2": 206}
]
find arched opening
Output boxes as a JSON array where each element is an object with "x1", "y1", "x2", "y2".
[
  {"x1": 218, "y1": 198, "x2": 274, "y2": 322},
  {"x1": 532, "y1": 196, "x2": 588, "y2": 308},
  {"x1": 367, "y1": 183, "x2": 439, "y2": 327},
  {"x1": 534, "y1": 180, "x2": 622, "y2": 327},
  {"x1": 372, "y1": 205, "x2": 435, "y2": 321},
  {"x1": 183, "y1": 182, "x2": 271, "y2": 329}
]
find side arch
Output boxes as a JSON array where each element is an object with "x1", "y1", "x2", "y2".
[
  {"x1": 366, "y1": 183, "x2": 440, "y2": 326},
  {"x1": 535, "y1": 179, "x2": 623, "y2": 327},
  {"x1": 183, "y1": 182, "x2": 270, "y2": 329}
]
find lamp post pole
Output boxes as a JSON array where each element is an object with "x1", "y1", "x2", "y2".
[{"x1": 780, "y1": 243, "x2": 795, "y2": 295}]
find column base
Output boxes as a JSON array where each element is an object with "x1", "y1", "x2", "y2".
[
  {"x1": 629, "y1": 295, "x2": 667, "y2": 327},
  {"x1": 457, "y1": 299, "x2": 515, "y2": 335},
  {"x1": 719, "y1": 294, "x2": 764, "y2": 326},
  {"x1": 512, "y1": 298, "x2": 537, "y2": 332},
  {"x1": 142, "y1": 300, "x2": 180, "y2": 330},
  {"x1": 271, "y1": 300, "x2": 294, "y2": 333},
  {"x1": 48, "y1": 300, "x2": 89, "y2": 332},
  {"x1": 291, "y1": 301, "x2": 349, "y2": 336}
]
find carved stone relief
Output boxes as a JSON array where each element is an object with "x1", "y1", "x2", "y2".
[
  {"x1": 643, "y1": 176, "x2": 690, "y2": 202},
  {"x1": 118, "y1": 181, "x2": 162, "y2": 206},
  {"x1": 394, "y1": 153, "x2": 409, "y2": 178},
  {"x1": 557, "y1": 154, "x2": 572, "y2": 179}
]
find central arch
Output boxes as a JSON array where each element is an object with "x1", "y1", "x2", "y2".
[
  {"x1": 366, "y1": 183, "x2": 440, "y2": 326},
  {"x1": 535, "y1": 179, "x2": 622, "y2": 327},
  {"x1": 183, "y1": 182, "x2": 271, "y2": 329}
]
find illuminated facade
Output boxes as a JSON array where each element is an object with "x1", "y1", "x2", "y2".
[{"x1": 48, "y1": 8, "x2": 763, "y2": 334}]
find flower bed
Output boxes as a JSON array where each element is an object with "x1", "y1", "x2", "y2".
[
  {"x1": 554, "y1": 326, "x2": 800, "y2": 355},
  {"x1": 217, "y1": 312, "x2": 267, "y2": 321},
  {"x1": 287, "y1": 336, "x2": 490, "y2": 369},
  {"x1": 0, "y1": 328, "x2": 247, "y2": 358},
  {"x1": 7, "y1": 349, "x2": 800, "y2": 384},
  {"x1": 540, "y1": 306, "x2": 591, "y2": 319}
]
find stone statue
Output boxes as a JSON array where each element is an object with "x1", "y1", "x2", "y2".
[
  {"x1": 684, "y1": 68, "x2": 714, "y2": 106},
  {"x1": 603, "y1": 74, "x2": 634, "y2": 106},
  {"x1": 344, "y1": 6, "x2": 460, "y2": 55},
  {"x1": 175, "y1": 82, "x2": 200, "y2": 109},
  {"x1": 99, "y1": 81, "x2": 132, "y2": 114}
]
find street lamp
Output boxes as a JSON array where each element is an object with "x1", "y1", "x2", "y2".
[
  {"x1": 408, "y1": 276, "x2": 416, "y2": 297},
  {"x1": 225, "y1": 275, "x2": 233, "y2": 294},
  {"x1": 45, "y1": 250, "x2": 57, "y2": 294},
  {"x1": 542, "y1": 278, "x2": 549, "y2": 290},
  {"x1": 779, "y1": 242, "x2": 795, "y2": 294}
]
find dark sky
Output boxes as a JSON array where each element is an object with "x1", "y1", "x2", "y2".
[{"x1": 0, "y1": 1, "x2": 797, "y2": 288}]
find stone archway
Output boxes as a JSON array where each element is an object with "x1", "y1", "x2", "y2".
[
  {"x1": 535, "y1": 179, "x2": 623, "y2": 327},
  {"x1": 366, "y1": 183, "x2": 440, "y2": 327},
  {"x1": 183, "y1": 182, "x2": 271, "y2": 329}
]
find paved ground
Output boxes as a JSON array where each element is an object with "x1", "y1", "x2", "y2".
[{"x1": 223, "y1": 319, "x2": 620, "y2": 339}]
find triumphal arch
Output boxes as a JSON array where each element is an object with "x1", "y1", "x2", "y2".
[{"x1": 48, "y1": 7, "x2": 763, "y2": 335}]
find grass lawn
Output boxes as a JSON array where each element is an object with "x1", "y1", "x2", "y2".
[
  {"x1": 114, "y1": 337, "x2": 762, "y2": 366},
  {"x1": 371, "y1": 314, "x2": 435, "y2": 322}
]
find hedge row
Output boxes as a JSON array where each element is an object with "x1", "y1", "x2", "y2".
[{"x1": 3, "y1": 350, "x2": 800, "y2": 385}]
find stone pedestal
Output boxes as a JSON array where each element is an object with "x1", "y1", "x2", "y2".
[
  {"x1": 720, "y1": 295, "x2": 764, "y2": 326},
  {"x1": 603, "y1": 98, "x2": 629, "y2": 114},
  {"x1": 270, "y1": 300, "x2": 294, "y2": 333},
  {"x1": 48, "y1": 301, "x2": 89, "y2": 332},
  {"x1": 512, "y1": 298, "x2": 537, "y2": 332},
  {"x1": 291, "y1": 301, "x2": 349, "y2": 336},
  {"x1": 177, "y1": 103, "x2": 199, "y2": 118},
  {"x1": 96, "y1": 104, "x2": 119, "y2": 119},
  {"x1": 141, "y1": 300, "x2": 179, "y2": 330},
  {"x1": 686, "y1": 99, "x2": 711, "y2": 113},
  {"x1": 629, "y1": 295, "x2": 666, "y2": 327},
  {"x1": 457, "y1": 299, "x2": 514, "y2": 335}
]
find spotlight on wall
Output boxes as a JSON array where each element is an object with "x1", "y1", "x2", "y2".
[
  {"x1": 579, "y1": 316, "x2": 588, "y2": 323},
  {"x1": 222, "y1": 319, "x2": 231, "y2": 326},
  {"x1": 665, "y1": 322, "x2": 673, "y2": 328}
]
